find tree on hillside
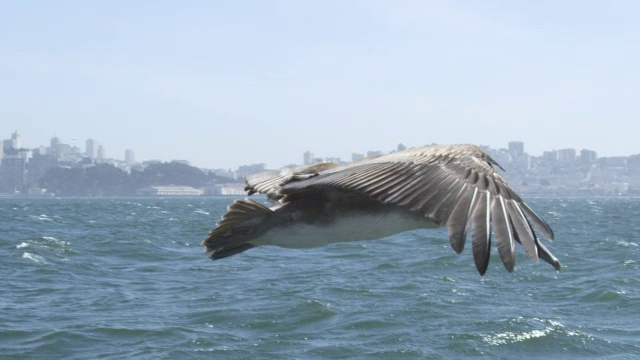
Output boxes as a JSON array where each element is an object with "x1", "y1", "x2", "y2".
[{"x1": 129, "y1": 161, "x2": 209, "y2": 188}]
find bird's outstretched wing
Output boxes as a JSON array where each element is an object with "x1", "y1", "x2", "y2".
[{"x1": 245, "y1": 144, "x2": 560, "y2": 274}]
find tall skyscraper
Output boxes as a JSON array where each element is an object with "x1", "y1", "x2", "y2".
[
  {"x1": 11, "y1": 131, "x2": 21, "y2": 149},
  {"x1": 86, "y1": 138, "x2": 98, "y2": 159},
  {"x1": 97, "y1": 145, "x2": 106, "y2": 160},
  {"x1": 303, "y1": 151, "x2": 315, "y2": 165},
  {"x1": 125, "y1": 149, "x2": 135, "y2": 164}
]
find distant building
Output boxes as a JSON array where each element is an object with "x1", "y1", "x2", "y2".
[
  {"x1": 50, "y1": 136, "x2": 81, "y2": 162},
  {"x1": 97, "y1": 145, "x2": 106, "y2": 160},
  {"x1": 579, "y1": 149, "x2": 598, "y2": 164},
  {"x1": 397, "y1": 143, "x2": 407, "y2": 151},
  {"x1": 542, "y1": 150, "x2": 557, "y2": 163},
  {"x1": 0, "y1": 155, "x2": 26, "y2": 193},
  {"x1": 557, "y1": 148, "x2": 577, "y2": 164},
  {"x1": 203, "y1": 183, "x2": 246, "y2": 195},
  {"x1": 367, "y1": 150, "x2": 383, "y2": 157},
  {"x1": 50, "y1": 136, "x2": 60, "y2": 149},
  {"x1": 303, "y1": 151, "x2": 315, "y2": 165},
  {"x1": 508, "y1": 141, "x2": 524, "y2": 157},
  {"x1": 3, "y1": 139, "x2": 13, "y2": 151},
  {"x1": 11, "y1": 131, "x2": 21, "y2": 149},
  {"x1": 136, "y1": 185, "x2": 203, "y2": 196},
  {"x1": 125, "y1": 149, "x2": 135, "y2": 164},
  {"x1": 86, "y1": 139, "x2": 98, "y2": 159},
  {"x1": 17, "y1": 149, "x2": 32, "y2": 161},
  {"x1": 352, "y1": 153, "x2": 364, "y2": 162}
]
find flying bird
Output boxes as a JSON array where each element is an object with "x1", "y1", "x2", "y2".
[{"x1": 203, "y1": 144, "x2": 561, "y2": 275}]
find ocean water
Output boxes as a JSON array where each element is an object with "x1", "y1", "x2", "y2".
[{"x1": 1, "y1": 196, "x2": 639, "y2": 359}]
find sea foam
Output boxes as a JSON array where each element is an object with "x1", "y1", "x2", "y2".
[{"x1": 22, "y1": 252, "x2": 48, "y2": 264}]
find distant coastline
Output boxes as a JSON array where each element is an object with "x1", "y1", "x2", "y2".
[{"x1": 2, "y1": 132, "x2": 639, "y2": 197}]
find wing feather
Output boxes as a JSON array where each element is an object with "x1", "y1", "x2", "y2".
[
  {"x1": 368, "y1": 165, "x2": 419, "y2": 197},
  {"x1": 446, "y1": 187, "x2": 477, "y2": 253},
  {"x1": 398, "y1": 169, "x2": 453, "y2": 207},
  {"x1": 505, "y1": 201, "x2": 539, "y2": 262},
  {"x1": 430, "y1": 182, "x2": 468, "y2": 222},
  {"x1": 410, "y1": 177, "x2": 459, "y2": 212},
  {"x1": 519, "y1": 202, "x2": 555, "y2": 240},
  {"x1": 470, "y1": 191, "x2": 491, "y2": 275},
  {"x1": 492, "y1": 196, "x2": 516, "y2": 272}
]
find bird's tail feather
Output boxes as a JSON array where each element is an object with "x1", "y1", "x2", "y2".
[{"x1": 203, "y1": 199, "x2": 273, "y2": 259}]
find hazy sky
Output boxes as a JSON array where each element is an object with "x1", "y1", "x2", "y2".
[{"x1": 1, "y1": 1, "x2": 639, "y2": 169}]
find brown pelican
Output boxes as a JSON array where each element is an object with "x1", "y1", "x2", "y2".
[{"x1": 203, "y1": 144, "x2": 561, "y2": 275}]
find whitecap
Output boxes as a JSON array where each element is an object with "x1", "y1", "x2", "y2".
[
  {"x1": 482, "y1": 319, "x2": 590, "y2": 346},
  {"x1": 616, "y1": 240, "x2": 638, "y2": 247},
  {"x1": 482, "y1": 328, "x2": 553, "y2": 345},
  {"x1": 29, "y1": 214, "x2": 53, "y2": 222},
  {"x1": 194, "y1": 209, "x2": 210, "y2": 215},
  {"x1": 22, "y1": 252, "x2": 48, "y2": 264},
  {"x1": 38, "y1": 236, "x2": 73, "y2": 253},
  {"x1": 41, "y1": 236, "x2": 70, "y2": 246},
  {"x1": 16, "y1": 242, "x2": 29, "y2": 249}
]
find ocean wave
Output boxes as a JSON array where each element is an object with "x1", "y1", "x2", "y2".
[
  {"x1": 22, "y1": 252, "x2": 48, "y2": 264},
  {"x1": 2, "y1": 196, "x2": 639, "y2": 358},
  {"x1": 481, "y1": 318, "x2": 592, "y2": 346},
  {"x1": 28, "y1": 214, "x2": 54, "y2": 222}
]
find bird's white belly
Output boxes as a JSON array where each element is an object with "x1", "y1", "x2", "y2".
[{"x1": 252, "y1": 212, "x2": 436, "y2": 249}]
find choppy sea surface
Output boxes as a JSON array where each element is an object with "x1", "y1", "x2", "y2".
[{"x1": 1, "y1": 196, "x2": 639, "y2": 359}]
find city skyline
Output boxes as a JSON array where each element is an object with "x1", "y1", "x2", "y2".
[
  {"x1": 2, "y1": 2, "x2": 639, "y2": 170},
  {"x1": 2, "y1": 129, "x2": 636, "y2": 171},
  {"x1": 4, "y1": 117, "x2": 638, "y2": 171},
  {"x1": 3, "y1": 129, "x2": 640, "y2": 196}
]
